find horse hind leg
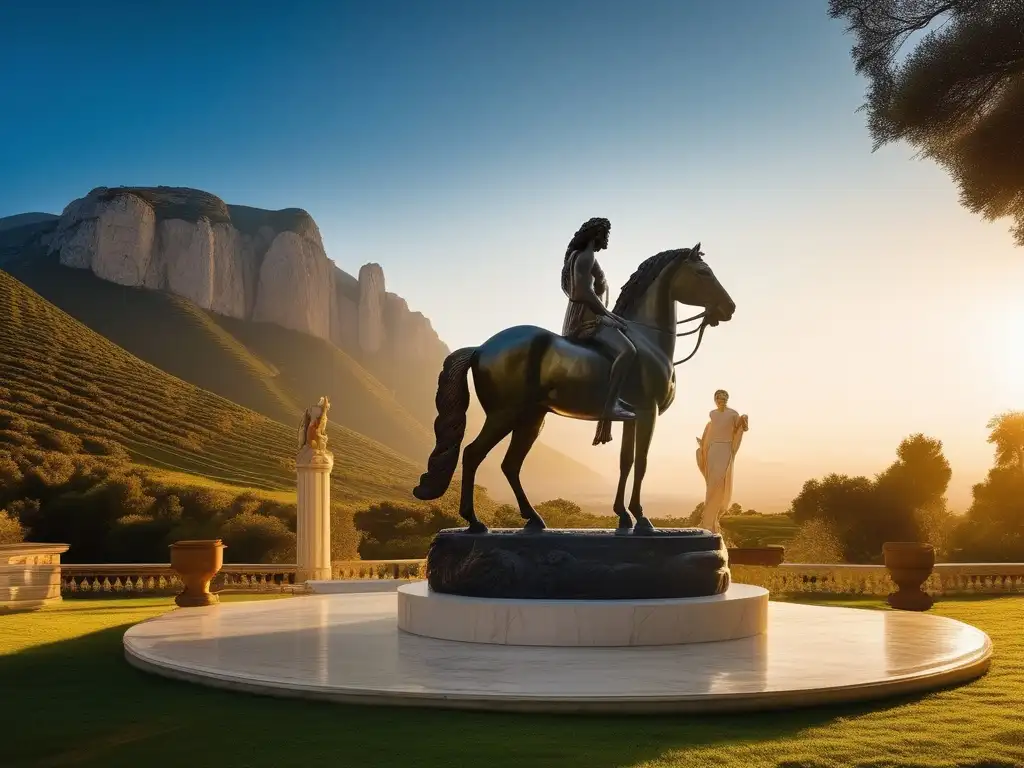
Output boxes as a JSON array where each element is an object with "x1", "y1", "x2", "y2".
[
  {"x1": 500, "y1": 411, "x2": 547, "y2": 533},
  {"x1": 458, "y1": 413, "x2": 515, "y2": 533}
]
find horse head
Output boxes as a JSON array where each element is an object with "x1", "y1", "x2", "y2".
[{"x1": 668, "y1": 243, "x2": 735, "y2": 326}]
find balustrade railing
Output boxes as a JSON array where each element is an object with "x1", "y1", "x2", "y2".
[
  {"x1": 731, "y1": 563, "x2": 1024, "y2": 596},
  {"x1": 58, "y1": 559, "x2": 1024, "y2": 598},
  {"x1": 60, "y1": 559, "x2": 426, "y2": 596}
]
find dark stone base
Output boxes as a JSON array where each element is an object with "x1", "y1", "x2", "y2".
[
  {"x1": 426, "y1": 528, "x2": 730, "y2": 600},
  {"x1": 727, "y1": 546, "x2": 786, "y2": 567}
]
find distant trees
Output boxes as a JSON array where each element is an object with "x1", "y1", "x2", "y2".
[
  {"x1": 829, "y1": 0, "x2": 1024, "y2": 244},
  {"x1": 355, "y1": 502, "x2": 463, "y2": 560},
  {"x1": 788, "y1": 434, "x2": 952, "y2": 563},
  {"x1": 685, "y1": 503, "x2": 704, "y2": 526},
  {"x1": 986, "y1": 410, "x2": 1024, "y2": 473},
  {"x1": 948, "y1": 411, "x2": 1024, "y2": 561},
  {"x1": 0, "y1": 446, "x2": 351, "y2": 563}
]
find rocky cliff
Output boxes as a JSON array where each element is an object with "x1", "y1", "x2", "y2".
[{"x1": 43, "y1": 186, "x2": 447, "y2": 366}]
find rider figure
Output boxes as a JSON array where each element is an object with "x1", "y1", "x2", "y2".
[{"x1": 561, "y1": 217, "x2": 636, "y2": 445}]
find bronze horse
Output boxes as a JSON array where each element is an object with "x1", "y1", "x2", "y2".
[{"x1": 413, "y1": 245, "x2": 736, "y2": 533}]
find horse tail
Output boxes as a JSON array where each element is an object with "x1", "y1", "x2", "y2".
[{"x1": 413, "y1": 347, "x2": 478, "y2": 500}]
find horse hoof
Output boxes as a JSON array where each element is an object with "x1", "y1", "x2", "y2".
[
  {"x1": 614, "y1": 525, "x2": 633, "y2": 536},
  {"x1": 632, "y1": 518, "x2": 656, "y2": 534},
  {"x1": 521, "y1": 518, "x2": 546, "y2": 534},
  {"x1": 465, "y1": 521, "x2": 489, "y2": 534}
]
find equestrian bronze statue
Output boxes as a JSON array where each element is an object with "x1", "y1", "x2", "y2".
[{"x1": 413, "y1": 229, "x2": 736, "y2": 534}]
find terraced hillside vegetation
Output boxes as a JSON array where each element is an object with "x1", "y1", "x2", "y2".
[
  {"x1": 7, "y1": 256, "x2": 436, "y2": 463},
  {"x1": 0, "y1": 268, "x2": 466, "y2": 562}
]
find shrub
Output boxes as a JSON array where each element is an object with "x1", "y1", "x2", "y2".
[
  {"x1": 32, "y1": 429, "x2": 83, "y2": 454},
  {"x1": 107, "y1": 514, "x2": 175, "y2": 562},
  {"x1": 80, "y1": 436, "x2": 129, "y2": 458},
  {"x1": 0, "y1": 452, "x2": 24, "y2": 493},
  {"x1": 330, "y1": 502, "x2": 361, "y2": 561},
  {"x1": 785, "y1": 519, "x2": 844, "y2": 564},
  {"x1": 0, "y1": 509, "x2": 24, "y2": 544},
  {"x1": 219, "y1": 511, "x2": 296, "y2": 564},
  {"x1": 354, "y1": 501, "x2": 462, "y2": 559}
]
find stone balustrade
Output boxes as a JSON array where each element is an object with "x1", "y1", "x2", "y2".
[
  {"x1": 60, "y1": 563, "x2": 298, "y2": 596},
  {"x1": 331, "y1": 559, "x2": 425, "y2": 581},
  {"x1": 1, "y1": 543, "x2": 69, "y2": 611},
  {"x1": 57, "y1": 559, "x2": 1024, "y2": 598},
  {"x1": 731, "y1": 562, "x2": 1024, "y2": 596},
  {"x1": 59, "y1": 559, "x2": 425, "y2": 596}
]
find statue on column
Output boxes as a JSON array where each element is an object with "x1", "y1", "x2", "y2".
[
  {"x1": 695, "y1": 389, "x2": 748, "y2": 534},
  {"x1": 298, "y1": 396, "x2": 331, "y2": 453}
]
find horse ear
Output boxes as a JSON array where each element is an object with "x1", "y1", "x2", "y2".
[{"x1": 692, "y1": 242, "x2": 701, "y2": 255}]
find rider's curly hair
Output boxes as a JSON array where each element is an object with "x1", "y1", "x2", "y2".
[{"x1": 561, "y1": 217, "x2": 610, "y2": 299}]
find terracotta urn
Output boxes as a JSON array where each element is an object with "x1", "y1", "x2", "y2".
[
  {"x1": 727, "y1": 545, "x2": 785, "y2": 567},
  {"x1": 883, "y1": 541, "x2": 935, "y2": 611},
  {"x1": 170, "y1": 539, "x2": 225, "y2": 607}
]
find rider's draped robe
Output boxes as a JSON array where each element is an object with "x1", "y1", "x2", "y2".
[
  {"x1": 561, "y1": 250, "x2": 608, "y2": 341},
  {"x1": 696, "y1": 407, "x2": 746, "y2": 533}
]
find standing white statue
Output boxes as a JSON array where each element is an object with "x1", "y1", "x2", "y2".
[{"x1": 695, "y1": 389, "x2": 749, "y2": 534}]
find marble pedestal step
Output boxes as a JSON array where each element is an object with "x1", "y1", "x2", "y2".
[
  {"x1": 398, "y1": 581, "x2": 767, "y2": 646},
  {"x1": 123, "y1": 591, "x2": 992, "y2": 714},
  {"x1": 307, "y1": 579, "x2": 410, "y2": 594}
]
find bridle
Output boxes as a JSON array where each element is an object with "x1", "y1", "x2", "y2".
[{"x1": 626, "y1": 309, "x2": 714, "y2": 367}]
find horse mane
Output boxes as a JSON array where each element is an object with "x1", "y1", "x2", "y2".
[{"x1": 612, "y1": 248, "x2": 692, "y2": 316}]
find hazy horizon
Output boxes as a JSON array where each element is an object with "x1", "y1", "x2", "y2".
[{"x1": 2, "y1": 0, "x2": 1019, "y2": 515}]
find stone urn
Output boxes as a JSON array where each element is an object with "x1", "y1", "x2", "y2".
[
  {"x1": 727, "y1": 545, "x2": 785, "y2": 567},
  {"x1": 170, "y1": 539, "x2": 225, "y2": 608},
  {"x1": 883, "y1": 541, "x2": 935, "y2": 612}
]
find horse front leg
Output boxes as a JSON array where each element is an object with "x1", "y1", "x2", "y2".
[
  {"x1": 613, "y1": 421, "x2": 636, "y2": 532},
  {"x1": 629, "y1": 408, "x2": 658, "y2": 533}
]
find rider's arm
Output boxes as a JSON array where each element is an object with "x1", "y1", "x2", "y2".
[{"x1": 570, "y1": 248, "x2": 614, "y2": 317}]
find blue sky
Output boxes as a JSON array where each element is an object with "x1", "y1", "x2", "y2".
[{"x1": 2, "y1": 1, "x2": 1021, "y2": 509}]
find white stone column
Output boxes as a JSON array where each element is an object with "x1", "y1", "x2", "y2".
[{"x1": 296, "y1": 445, "x2": 334, "y2": 584}]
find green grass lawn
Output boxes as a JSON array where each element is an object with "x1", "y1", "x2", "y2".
[{"x1": 1, "y1": 595, "x2": 1021, "y2": 768}]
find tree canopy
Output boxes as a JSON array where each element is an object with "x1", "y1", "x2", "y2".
[
  {"x1": 949, "y1": 411, "x2": 1024, "y2": 560},
  {"x1": 986, "y1": 410, "x2": 1024, "y2": 472},
  {"x1": 788, "y1": 434, "x2": 951, "y2": 562},
  {"x1": 829, "y1": 0, "x2": 1024, "y2": 244}
]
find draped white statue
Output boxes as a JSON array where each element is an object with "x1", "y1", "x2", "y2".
[{"x1": 695, "y1": 389, "x2": 749, "y2": 534}]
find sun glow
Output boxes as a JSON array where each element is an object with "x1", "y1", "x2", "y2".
[{"x1": 988, "y1": 301, "x2": 1024, "y2": 404}]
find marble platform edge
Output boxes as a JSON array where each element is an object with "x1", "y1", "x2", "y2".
[{"x1": 122, "y1": 607, "x2": 993, "y2": 715}]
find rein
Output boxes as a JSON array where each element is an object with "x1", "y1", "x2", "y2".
[
  {"x1": 673, "y1": 310, "x2": 710, "y2": 366},
  {"x1": 627, "y1": 310, "x2": 711, "y2": 367}
]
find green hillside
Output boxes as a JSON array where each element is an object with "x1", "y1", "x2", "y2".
[
  {"x1": 9, "y1": 258, "x2": 435, "y2": 465},
  {"x1": 0, "y1": 267, "x2": 421, "y2": 502}
]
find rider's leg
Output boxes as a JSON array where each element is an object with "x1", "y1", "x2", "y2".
[{"x1": 599, "y1": 327, "x2": 637, "y2": 420}]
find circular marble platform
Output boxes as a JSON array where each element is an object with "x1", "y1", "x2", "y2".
[
  {"x1": 397, "y1": 581, "x2": 767, "y2": 646},
  {"x1": 123, "y1": 588, "x2": 992, "y2": 714}
]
